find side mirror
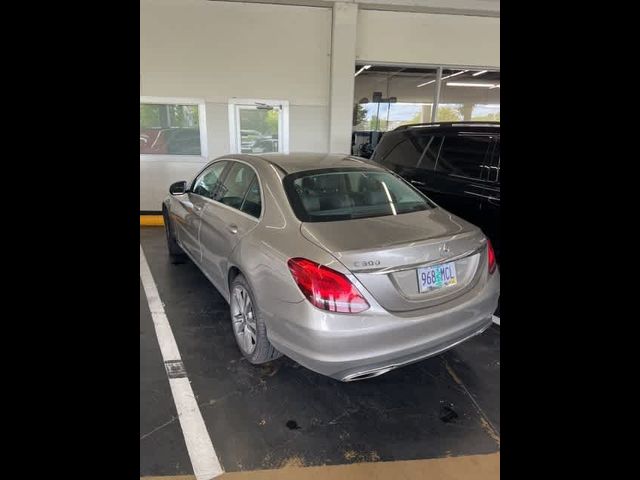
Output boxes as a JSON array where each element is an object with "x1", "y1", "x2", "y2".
[{"x1": 169, "y1": 181, "x2": 188, "y2": 195}]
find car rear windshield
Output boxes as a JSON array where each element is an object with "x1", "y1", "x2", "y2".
[{"x1": 283, "y1": 168, "x2": 435, "y2": 222}]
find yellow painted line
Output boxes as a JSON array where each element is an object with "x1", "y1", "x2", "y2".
[
  {"x1": 140, "y1": 452, "x2": 500, "y2": 480},
  {"x1": 141, "y1": 215, "x2": 164, "y2": 226},
  {"x1": 141, "y1": 477, "x2": 194, "y2": 480}
]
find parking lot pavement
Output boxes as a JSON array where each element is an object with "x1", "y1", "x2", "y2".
[
  {"x1": 140, "y1": 227, "x2": 500, "y2": 476},
  {"x1": 140, "y1": 280, "x2": 192, "y2": 476}
]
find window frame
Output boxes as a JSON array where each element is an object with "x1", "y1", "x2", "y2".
[{"x1": 140, "y1": 96, "x2": 208, "y2": 159}]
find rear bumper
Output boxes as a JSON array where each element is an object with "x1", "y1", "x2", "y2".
[
  {"x1": 338, "y1": 317, "x2": 493, "y2": 381},
  {"x1": 266, "y1": 270, "x2": 500, "y2": 381}
]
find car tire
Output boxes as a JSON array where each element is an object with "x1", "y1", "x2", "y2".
[
  {"x1": 230, "y1": 274, "x2": 282, "y2": 364},
  {"x1": 163, "y1": 210, "x2": 186, "y2": 260}
]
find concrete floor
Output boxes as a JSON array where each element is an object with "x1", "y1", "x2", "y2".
[{"x1": 140, "y1": 227, "x2": 500, "y2": 477}]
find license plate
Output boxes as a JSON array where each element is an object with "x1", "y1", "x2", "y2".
[{"x1": 417, "y1": 262, "x2": 458, "y2": 292}]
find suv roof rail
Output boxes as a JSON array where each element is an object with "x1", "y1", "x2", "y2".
[{"x1": 394, "y1": 121, "x2": 500, "y2": 131}]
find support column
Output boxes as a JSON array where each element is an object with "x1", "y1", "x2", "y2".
[
  {"x1": 462, "y1": 103, "x2": 474, "y2": 121},
  {"x1": 431, "y1": 67, "x2": 443, "y2": 122},
  {"x1": 328, "y1": 2, "x2": 358, "y2": 154},
  {"x1": 421, "y1": 104, "x2": 432, "y2": 123}
]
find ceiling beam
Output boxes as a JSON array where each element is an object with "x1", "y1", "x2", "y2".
[{"x1": 207, "y1": 0, "x2": 500, "y2": 18}]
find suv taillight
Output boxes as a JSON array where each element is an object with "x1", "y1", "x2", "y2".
[
  {"x1": 287, "y1": 258, "x2": 370, "y2": 313},
  {"x1": 487, "y1": 239, "x2": 497, "y2": 274}
]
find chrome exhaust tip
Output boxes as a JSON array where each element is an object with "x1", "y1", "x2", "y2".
[{"x1": 342, "y1": 366, "x2": 395, "y2": 382}]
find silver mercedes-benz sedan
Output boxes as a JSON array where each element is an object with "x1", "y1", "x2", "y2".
[{"x1": 162, "y1": 153, "x2": 500, "y2": 381}]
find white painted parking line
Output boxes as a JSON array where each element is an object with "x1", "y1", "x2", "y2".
[
  {"x1": 140, "y1": 245, "x2": 223, "y2": 480},
  {"x1": 492, "y1": 315, "x2": 500, "y2": 326}
]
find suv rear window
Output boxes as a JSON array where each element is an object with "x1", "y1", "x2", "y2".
[
  {"x1": 283, "y1": 168, "x2": 435, "y2": 222},
  {"x1": 372, "y1": 131, "x2": 440, "y2": 170}
]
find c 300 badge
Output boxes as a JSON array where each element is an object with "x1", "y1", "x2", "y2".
[{"x1": 354, "y1": 259, "x2": 381, "y2": 268}]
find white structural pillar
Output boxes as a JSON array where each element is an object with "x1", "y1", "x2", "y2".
[{"x1": 328, "y1": 2, "x2": 358, "y2": 154}]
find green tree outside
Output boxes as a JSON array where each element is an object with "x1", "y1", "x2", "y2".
[
  {"x1": 473, "y1": 112, "x2": 500, "y2": 121},
  {"x1": 140, "y1": 105, "x2": 161, "y2": 127},
  {"x1": 369, "y1": 115, "x2": 389, "y2": 131},
  {"x1": 353, "y1": 103, "x2": 367, "y2": 127},
  {"x1": 395, "y1": 110, "x2": 423, "y2": 128},
  {"x1": 436, "y1": 105, "x2": 464, "y2": 122},
  {"x1": 140, "y1": 104, "x2": 199, "y2": 128},
  {"x1": 239, "y1": 109, "x2": 279, "y2": 137}
]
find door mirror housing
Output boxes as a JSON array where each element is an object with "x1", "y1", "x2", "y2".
[{"x1": 169, "y1": 181, "x2": 188, "y2": 195}]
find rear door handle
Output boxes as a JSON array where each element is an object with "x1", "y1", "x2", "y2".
[
  {"x1": 227, "y1": 224, "x2": 238, "y2": 234},
  {"x1": 410, "y1": 180, "x2": 427, "y2": 187}
]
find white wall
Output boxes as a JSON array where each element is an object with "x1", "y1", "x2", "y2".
[
  {"x1": 140, "y1": 0, "x2": 499, "y2": 211},
  {"x1": 356, "y1": 9, "x2": 500, "y2": 67},
  {"x1": 140, "y1": 0, "x2": 331, "y2": 105},
  {"x1": 140, "y1": 0, "x2": 332, "y2": 210}
]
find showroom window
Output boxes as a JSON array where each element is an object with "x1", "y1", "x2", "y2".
[
  {"x1": 353, "y1": 65, "x2": 499, "y2": 157},
  {"x1": 140, "y1": 97, "x2": 207, "y2": 157},
  {"x1": 436, "y1": 69, "x2": 500, "y2": 122}
]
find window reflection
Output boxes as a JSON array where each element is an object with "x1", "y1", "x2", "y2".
[{"x1": 140, "y1": 103, "x2": 201, "y2": 155}]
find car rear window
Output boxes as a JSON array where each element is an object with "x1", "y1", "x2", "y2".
[{"x1": 283, "y1": 168, "x2": 435, "y2": 222}]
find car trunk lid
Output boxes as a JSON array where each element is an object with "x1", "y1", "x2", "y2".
[{"x1": 300, "y1": 208, "x2": 487, "y2": 312}]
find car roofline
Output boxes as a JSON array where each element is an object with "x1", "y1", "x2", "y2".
[
  {"x1": 251, "y1": 154, "x2": 383, "y2": 175},
  {"x1": 393, "y1": 121, "x2": 500, "y2": 131},
  {"x1": 252, "y1": 155, "x2": 290, "y2": 175}
]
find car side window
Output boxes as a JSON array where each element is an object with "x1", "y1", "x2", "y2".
[
  {"x1": 192, "y1": 161, "x2": 228, "y2": 199},
  {"x1": 372, "y1": 135, "x2": 415, "y2": 167},
  {"x1": 217, "y1": 162, "x2": 258, "y2": 212},
  {"x1": 240, "y1": 177, "x2": 262, "y2": 218},
  {"x1": 435, "y1": 135, "x2": 494, "y2": 180},
  {"x1": 416, "y1": 135, "x2": 442, "y2": 170}
]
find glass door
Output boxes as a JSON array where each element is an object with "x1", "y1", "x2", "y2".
[{"x1": 229, "y1": 100, "x2": 289, "y2": 154}]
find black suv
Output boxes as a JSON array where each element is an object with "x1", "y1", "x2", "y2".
[{"x1": 371, "y1": 122, "x2": 500, "y2": 260}]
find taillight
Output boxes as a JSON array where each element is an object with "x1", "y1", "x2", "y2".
[
  {"x1": 487, "y1": 239, "x2": 497, "y2": 274},
  {"x1": 287, "y1": 258, "x2": 370, "y2": 313}
]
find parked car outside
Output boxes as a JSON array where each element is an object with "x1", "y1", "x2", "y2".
[
  {"x1": 140, "y1": 127, "x2": 201, "y2": 155},
  {"x1": 241, "y1": 129, "x2": 266, "y2": 153},
  {"x1": 251, "y1": 137, "x2": 278, "y2": 153}
]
